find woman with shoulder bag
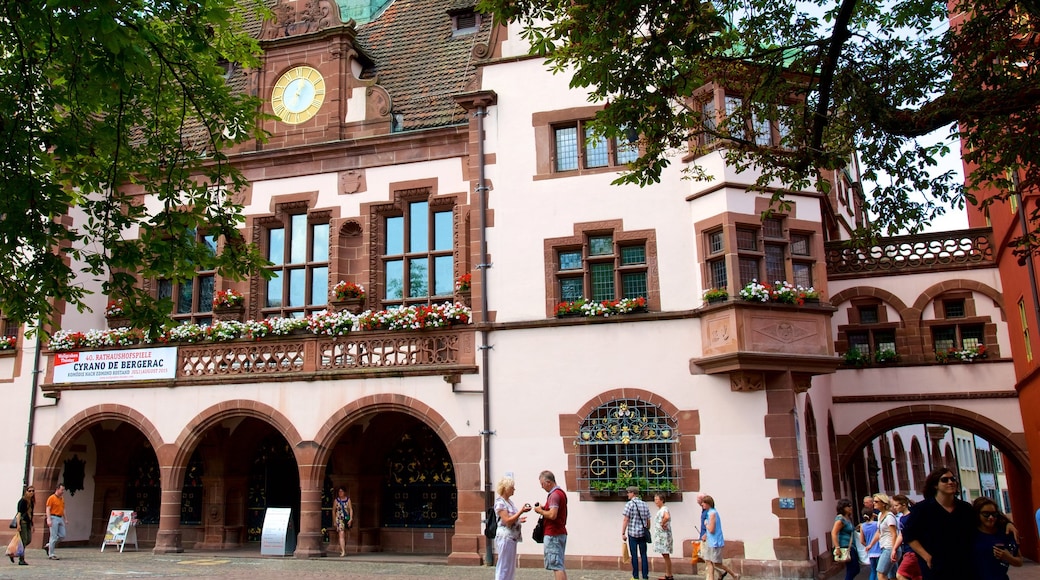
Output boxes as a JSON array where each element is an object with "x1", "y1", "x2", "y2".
[{"x1": 831, "y1": 499, "x2": 858, "y2": 580}]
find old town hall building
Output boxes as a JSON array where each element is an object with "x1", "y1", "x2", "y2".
[{"x1": 0, "y1": 0, "x2": 1032, "y2": 576}]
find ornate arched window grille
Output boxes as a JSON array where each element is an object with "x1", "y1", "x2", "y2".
[{"x1": 577, "y1": 399, "x2": 680, "y2": 494}]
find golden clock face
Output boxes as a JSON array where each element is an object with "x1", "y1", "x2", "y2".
[{"x1": 271, "y1": 66, "x2": 326, "y2": 124}]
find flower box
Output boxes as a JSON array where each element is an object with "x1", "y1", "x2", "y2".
[
  {"x1": 330, "y1": 298, "x2": 365, "y2": 315},
  {"x1": 555, "y1": 297, "x2": 647, "y2": 318},
  {"x1": 212, "y1": 305, "x2": 246, "y2": 322},
  {"x1": 106, "y1": 316, "x2": 131, "y2": 329}
]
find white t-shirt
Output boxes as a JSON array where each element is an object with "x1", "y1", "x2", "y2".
[{"x1": 878, "y1": 512, "x2": 897, "y2": 549}]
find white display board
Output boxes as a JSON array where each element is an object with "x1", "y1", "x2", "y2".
[
  {"x1": 53, "y1": 347, "x2": 178, "y2": 383},
  {"x1": 260, "y1": 507, "x2": 296, "y2": 556},
  {"x1": 100, "y1": 510, "x2": 138, "y2": 552}
]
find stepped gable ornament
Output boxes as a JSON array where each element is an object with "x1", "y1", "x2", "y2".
[{"x1": 263, "y1": 0, "x2": 343, "y2": 39}]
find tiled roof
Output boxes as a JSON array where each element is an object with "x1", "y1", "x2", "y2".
[{"x1": 355, "y1": 0, "x2": 491, "y2": 130}]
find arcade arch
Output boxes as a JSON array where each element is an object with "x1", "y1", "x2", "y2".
[{"x1": 836, "y1": 405, "x2": 1033, "y2": 558}]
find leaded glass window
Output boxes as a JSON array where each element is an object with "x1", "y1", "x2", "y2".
[
  {"x1": 160, "y1": 232, "x2": 217, "y2": 325},
  {"x1": 708, "y1": 230, "x2": 724, "y2": 254},
  {"x1": 577, "y1": 399, "x2": 680, "y2": 494},
  {"x1": 382, "y1": 199, "x2": 454, "y2": 306},
  {"x1": 555, "y1": 237, "x2": 647, "y2": 306},
  {"x1": 553, "y1": 120, "x2": 641, "y2": 172},
  {"x1": 264, "y1": 214, "x2": 330, "y2": 318}
]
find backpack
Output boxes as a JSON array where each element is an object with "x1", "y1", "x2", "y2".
[{"x1": 484, "y1": 507, "x2": 497, "y2": 539}]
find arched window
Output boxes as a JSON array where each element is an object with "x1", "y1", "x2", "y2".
[
  {"x1": 804, "y1": 397, "x2": 822, "y2": 501},
  {"x1": 828, "y1": 414, "x2": 841, "y2": 495},
  {"x1": 577, "y1": 399, "x2": 680, "y2": 494},
  {"x1": 881, "y1": 436, "x2": 895, "y2": 492},
  {"x1": 893, "y1": 434, "x2": 909, "y2": 494},
  {"x1": 910, "y1": 437, "x2": 927, "y2": 493}
]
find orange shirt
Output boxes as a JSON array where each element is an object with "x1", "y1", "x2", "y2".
[{"x1": 46, "y1": 494, "x2": 65, "y2": 518}]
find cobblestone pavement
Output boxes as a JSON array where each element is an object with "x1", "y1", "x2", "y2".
[{"x1": 0, "y1": 548, "x2": 1035, "y2": 580}]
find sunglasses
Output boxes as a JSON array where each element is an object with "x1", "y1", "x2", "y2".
[
  {"x1": 980, "y1": 511, "x2": 998, "y2": 518},
  {"x1": 939, "y1": 476, "x2": 958, "y2": 484}
]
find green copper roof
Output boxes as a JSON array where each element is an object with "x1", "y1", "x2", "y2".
[{"x1": 336, "y1": 0, "x2": 393, "y2": 25}]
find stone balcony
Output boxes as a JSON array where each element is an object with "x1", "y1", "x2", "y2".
[
  {"x1": 41, "y1": 327, "x2": 477, "y2": 396},
  {"x1": 825, "y1": 227, "x2": 994, "y2": 279},
  {"x1": 690, "y1": 300, "x2": 839, "y2": 391}
]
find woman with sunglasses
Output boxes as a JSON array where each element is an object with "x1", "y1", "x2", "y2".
[
  {"x1": 971, "y1": 497, "x2": 1021, "y2": 579},
  {"x1": 900, "y1": 467, "x2": 975, "y2": 580}
]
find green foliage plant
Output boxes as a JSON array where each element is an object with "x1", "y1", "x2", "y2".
[{"x1": 0, "y1": 0, "x2": 272, "y2": 333}]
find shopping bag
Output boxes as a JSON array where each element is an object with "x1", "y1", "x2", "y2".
[
  {"x1": 5, "y1": 534, "x2": 22, "y2": 558},
  {"x1": 691, "y1": 539, "x2": 702, "y2": 563},
  {"x1": 622, "y1": 540, "x2": 631, "y2": 564}
]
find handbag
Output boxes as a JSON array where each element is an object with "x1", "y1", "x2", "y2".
[
  {"x1": 833, "y1": 531, "x2": 852, "y2": 563},
  {"x1": 532, "y1": 517, "x2": 545, "y2": 543},
  {"x1": 8, "y1": 515, "x2": 16, "y2": 529}
]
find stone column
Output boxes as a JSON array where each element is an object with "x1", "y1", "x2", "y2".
[
  {"x1": 294, "y1": 484, "x2": 324, "y2": 558},
  {"x1": 153, "y1": 485, "x2": 184, "y2": 553}
]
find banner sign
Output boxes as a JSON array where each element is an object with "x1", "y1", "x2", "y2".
[{"x1": 53, "y1": 347, "x2": 178, "y2": 383}]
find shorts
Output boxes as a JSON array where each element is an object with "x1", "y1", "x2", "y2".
[
  {"x1": 877, "y1": 548, "x2": 896, "y2": 575},
  {"x1": 701, "y1": 544, "x2": 722, "y2": 563},
  {"x1": 897, "y1": 552, "x2": 923, "y2": 580},
  {"x1": 543, "y1": 534, "x2": 567, "y2": 571}
]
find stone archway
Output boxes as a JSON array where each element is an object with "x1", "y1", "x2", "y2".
[
  {"x1": 311, "y1": 394, "x2": 480, "y2": 564},
  {"x1": 154, "y1": 401, "x2": 306, "y2": 554},
  {"x1": 838, "y1": 404, "x2": 1034, "y2": 559},
  {"x1": 37, "y1": 405, "x2": 164, "y2": 549}
]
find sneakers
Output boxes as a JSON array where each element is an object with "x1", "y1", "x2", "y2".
[{"x1": 48, "y1": 555, "x2": 59, "y2": 560}]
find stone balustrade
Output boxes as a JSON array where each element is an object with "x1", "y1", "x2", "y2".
[
  {"x1": 825, "y1": 227, "x2": 994, "y2": 279},
  {"x1": 42, "y1": 327, "x2": 476, "y2": 394}
]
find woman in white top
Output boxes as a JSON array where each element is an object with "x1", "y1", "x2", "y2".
[
  {"x1": 868, "y1": 494, "x2": 899, "y2": 580},
  {"x1": 493, "y1": 476, "x2": 531, "y2": 580}
]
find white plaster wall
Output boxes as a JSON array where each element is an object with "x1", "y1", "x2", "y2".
[
  {"x1": 53, "y1": 431, "x2": 97, "y2": 543},
  {"x1": 486, "y1": 320, "x2": 782, "y2": 560},
  {"x1": 247, "y1": 158, "x2": 469, "y2": 218},
  {"x1": 0, "y1": 334, "x2": 41, "y2": 511},
  {"x1": 482, "y1": 59, "x2": 700, "y2": 318}
]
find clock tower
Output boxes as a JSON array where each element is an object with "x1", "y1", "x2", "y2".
[{"x1": 257, "y1": 0, "x2": 387, "y2": 150}]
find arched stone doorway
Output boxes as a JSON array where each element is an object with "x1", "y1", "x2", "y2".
[
  {"x1": 174, "y1": 418, "x2": 301, "y2": 549},
  {"x1": 322, "y1": 412, "x2": 457, "y2": 554},
  {"x1": 35, "y1": 405, "x2": 163, "y2": 549},
  {"x1": 311, "y1": 395, "x2": 481, "y2": 563},
  {"x1": 159, "y1": 401, "x2": 305, "y2": 553},
  {"x1": 837, "y1": 404, "x2": 1033, "y2": 559}
]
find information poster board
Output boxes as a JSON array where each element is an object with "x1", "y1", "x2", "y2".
[
  {"x1": 101, "y1": 510, "x2": 138, "y2": 552},
  {"x1": 54, "y1": 347, "x2": 178, "y2": 384},
  {"x1": 260, "y1": 507, "x2": 296, "y2": 556}
]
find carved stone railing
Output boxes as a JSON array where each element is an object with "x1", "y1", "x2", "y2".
[
  {"x1": 825, "y1": 227, "x2": 994, "y2": 279},
  {"x1": 317, "y1": 331, "x2": 467, "y2": 370},
  {"x1": 42, "y1": 327, "x2": 476, "y2": 392},
  {"x1": 176, "y1": 328, "x2": 474, "y2": 379},
  {"x1": 179, "y1": 339, "x2": 309, "y2": 377}
]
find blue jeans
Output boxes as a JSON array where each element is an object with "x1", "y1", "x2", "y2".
[
  {"x1": 627, "y1": 534, "x2": 648, "y2": 579},
  {"x1": 843, "y1": 545, "x2": 860, "y2": 580},
  {"x1": 48, "y1": 515, "x2": 66, "y2": 556}
]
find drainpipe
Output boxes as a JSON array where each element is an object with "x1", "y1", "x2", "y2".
[
  {"x1": 1011, "y1": 171, "x2": 1040, "y2": 335},
  {"x1": 475, "y1": 102, "x2": 494, "y2": 567},
  {"x1": 23, "y1": 325, "x2": 44, "y2": 487}
]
